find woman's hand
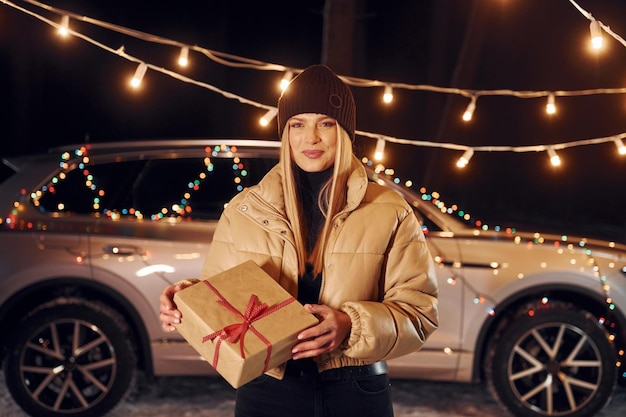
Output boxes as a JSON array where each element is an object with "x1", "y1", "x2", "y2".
[
  {"x1": 159, "y1": 281, "x2": 196, "y2": 332},
  {"x1": 291, "y1": 304, "x2": 352, "y2": 360}
]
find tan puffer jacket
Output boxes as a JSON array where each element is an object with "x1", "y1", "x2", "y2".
[{"x1": 200, "y1": 155, "x2": 439, "y2": 377}]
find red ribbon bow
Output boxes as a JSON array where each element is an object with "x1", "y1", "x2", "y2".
[{"x1": 201, "y1": 280, "x2": 295, "y2": 373}]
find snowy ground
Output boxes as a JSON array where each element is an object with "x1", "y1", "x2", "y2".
[{"x1": 1, "y1": 372, "x2": 625, "y2": 417}]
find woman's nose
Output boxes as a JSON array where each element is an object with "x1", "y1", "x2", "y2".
[{"x1": 304, "y1": 127, "x2": 320, "y2": 143}]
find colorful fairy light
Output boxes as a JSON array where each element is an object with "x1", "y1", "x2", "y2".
[
  {"x1": 26, "y1": 144, "x2": 256, "y2": 222},
  {"x1": 367, "y1": 158, "x2": 622, "y2": 323}
]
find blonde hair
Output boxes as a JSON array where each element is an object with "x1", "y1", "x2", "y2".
[{"x1": 280, "y1": 123, "x2": 354, "y2": 276}]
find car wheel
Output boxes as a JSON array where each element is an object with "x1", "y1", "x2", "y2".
[
  {"x1": 2, "y1": 298, "x2": 136, "y2": 417},
  {"x1": 487, "y1": 308, "x2": 617, "y2": 417}
]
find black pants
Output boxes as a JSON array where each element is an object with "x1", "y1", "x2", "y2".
[{"x1": 235, "y1": 361, "x2": 394, "y2": 417}]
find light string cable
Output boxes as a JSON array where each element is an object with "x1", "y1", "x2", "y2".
[
  {"x1": 13, "y1": 0, "x2": 626, "y2": 100},
  {"x1": 1, "y1": 0, "x2": 277, "y2": 113},
  {"x1": 357, "y1": 131, "x2": 626, "y2": 154},
  {"x1": 14, "y1": 0, "x2": 293, "y2": 72},
  {"x1": 2, "y1": 0, "x2": 626, "y2": 162}
]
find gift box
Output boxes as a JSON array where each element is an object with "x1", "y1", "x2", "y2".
[{"x1": 173, "y1": 260, "x2": 319, "y2": 388}]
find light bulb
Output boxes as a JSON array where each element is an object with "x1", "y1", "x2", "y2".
[
  {"x1": 178, "y1": 47, "x2": 189, "y2": 67},
  {"x1": 462, "y1": 97, "x2": 476, "y2": 121},
  {"x1": 456, "y1": 149, "x2": 474, "y2": 168},
  {"x1": 58, "y1": 15, "x2": 70, "y2": 37},
  {"x1": 280, "y1": 71, "x2": 293, "y2": 92},
  {"x1": 259, "y1": 108, "x2": 278, "y2": 126},
  {"x1": 590, "y1": 19, "x2": 603, "y2": 50},
  {"x1": 374, "y1": 138, "x2": 386, "y2": 161},
  {"x1": 383, "y1": 85, "x2": 393, "y2": 103},
  {"x1": 614, "y1": 138, "x2": 626, "y2": 155},
  {"x1": 546, "y1": 94, "x2": 556, "y2": 115},
  {"x1": 130, "y1": 63, "x2": 148, "y2": 88},
  {"x1": 547, "y1": 148, "x2": 561, "y2": 167}
]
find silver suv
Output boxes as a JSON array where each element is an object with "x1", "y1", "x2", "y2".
[{"x1": 1, "y1": 139, "x2": 625, "y2": 417}]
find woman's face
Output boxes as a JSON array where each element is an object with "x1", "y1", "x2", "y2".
[{"x1": 287, "y1": 113, "x2": 338, "y2": 172}]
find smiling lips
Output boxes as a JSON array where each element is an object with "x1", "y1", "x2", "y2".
[{"x1": 303, "y1": 150, "x2": 324, "y2": 158}]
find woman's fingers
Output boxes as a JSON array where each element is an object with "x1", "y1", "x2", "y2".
[
  {"x1": 159, "y1": 284, "x2": 184, "y2": 332},
  {"x1": 292, "y1": 304, "x2": 351, "y2": 359}
]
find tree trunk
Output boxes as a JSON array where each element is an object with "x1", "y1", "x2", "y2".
[{"x1": 321, "y1": 0, "x2": 356, "y2": 74}]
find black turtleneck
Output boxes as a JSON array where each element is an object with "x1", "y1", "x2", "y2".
[{"x1": 295, "y1": 166, "x2": 333, "y2": 305}]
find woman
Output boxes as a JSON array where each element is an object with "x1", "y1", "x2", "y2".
[{"x1": 159, "y1": 65, "x2": 439, "y2": 417}]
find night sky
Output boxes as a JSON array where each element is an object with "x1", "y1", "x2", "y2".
[{"x1": 1, "y1": 0, "x2": 625, "y2": 242}]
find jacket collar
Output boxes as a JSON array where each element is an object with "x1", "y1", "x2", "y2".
[
  {"x1": 250, "y1": 155, "x2": 368, "y2": 215},
  {"x1": 344, "y1": 155, "x2": 368, "y2": 212}
]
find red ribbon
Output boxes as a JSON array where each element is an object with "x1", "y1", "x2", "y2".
[{"x1": 201, "y1": 280, "x2": 295, "y2": 373}]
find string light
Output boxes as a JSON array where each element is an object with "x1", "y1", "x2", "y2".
[
  {"x1": 130, "y1": 62, "x2": 147, "y2": 88},
  {"x1": 374, "y1": 137, "x2": 386, "y2": 161},
  {"x1": 4, "y1": 0, "x2": 626, "y2": 165},
  {"x1": 259, "y1": 108, "x2": 277, "y2": 127},
  {"x1": 569, "y1": 0, "x2": 625, "y2": 48},
  {"x1": 546, "y1": 93, "x2": 556, "y2": 115},
  {"x1": 58, "y1": 14, "x2": 69, "y2": 36},
  {"x1": 614, "y1": 138, "x2": 626, "y2": 155},
  {"x1": 280, "y1": 70, "x2": 293, "y2": 92},
  {"x1": 456, "y1": 148, "x2": 474, "y2": 168},
  {"x1": 10, "y1": 0, "x2": 626, "y2": 98},
  {"x1": 383, "y1": 85, "x2": 393, "y2": 103},
  {"x1": 357, "y1": 130, "x2": 626, "y2": 164},
  {"x1": 547, "y1": 147, "x2": 561, "y2": 167},
  {"x1": 178, "y1": 46, "x2": 189, "y2": 67},
  {"x1": 462, "y1": 96, "x2": 477, "y2": 122},
  {"x1": 590, "y1": 19, "x2": 604, "y2": 49}
]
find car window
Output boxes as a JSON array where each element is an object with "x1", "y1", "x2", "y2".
[
  {"x1": 35, "y1": 155, "x2": 277, "y2": 220},
  {"x1": 413, "y1": 208, "x2": 442, "y2": 234},
  {"x1": 0, "y1": 161, "x2": 16, "y2": 185}
]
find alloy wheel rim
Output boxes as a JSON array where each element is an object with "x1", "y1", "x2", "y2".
[
  {"x1": 18, "y1": 318, "x2": 117, "y2": 413},
  {"x1": 507, "y1": 322, "x2": 602, "y2": 416}
]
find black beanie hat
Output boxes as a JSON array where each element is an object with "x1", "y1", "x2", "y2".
[{"x1": 278, "y1": 65, "x2": 356, "y2": 140}]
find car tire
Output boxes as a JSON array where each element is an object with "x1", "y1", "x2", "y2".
[
  {"x1": 486, "y1": 308, "x2": 617, "y2": 417},
  {"x1": 2, "y1": 298, "x2": 136, "y2": 417}
]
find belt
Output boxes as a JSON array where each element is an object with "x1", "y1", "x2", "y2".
[{"x1": 285, "y1": 360, "x2": 388, "y2": 381}]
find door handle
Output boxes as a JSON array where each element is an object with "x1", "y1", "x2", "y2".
[{"x1": 102, "y1": 245, "x2": 139, "y2": 256}]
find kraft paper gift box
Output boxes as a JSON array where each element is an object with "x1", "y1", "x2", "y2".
[{"x1": 173, "y1": 260, "x2": 319, "y2": 388}]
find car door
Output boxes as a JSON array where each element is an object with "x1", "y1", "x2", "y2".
[{"x1": 385, "y1": 203, "x2": 466, "y2": 380}]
